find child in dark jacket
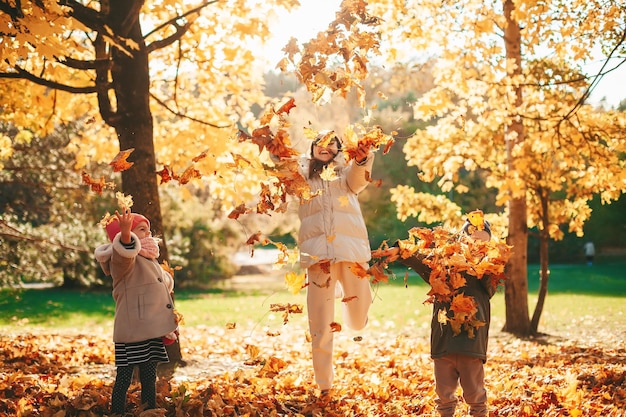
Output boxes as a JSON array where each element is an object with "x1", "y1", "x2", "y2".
[
  {"x1": 380, "y1": 217, "x2": 505, "y2": 417},
  {"x1": 94, "y1": 208, "x2": 179, "y2": 415}
]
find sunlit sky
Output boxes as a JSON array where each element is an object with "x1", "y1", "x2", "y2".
[
  {"x1": 264, "y1": 1, "x2": 625, "y2": 107},
  {"x1": 262, "y1": 0, "x2": 341, "y2": 65}
]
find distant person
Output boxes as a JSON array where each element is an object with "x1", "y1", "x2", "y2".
[
  {"x1": 584, "y1": 241, "x2": 596, "y2": 266},
  {"x1": 95, "y1": 208, "x2": 179, "y2": 415},
  {"x1": 269, "y1": 131, "x2": 374, "y2": 397},
  {"x1": 378, "y1": 216, "x2": 499, "y2": 417}
]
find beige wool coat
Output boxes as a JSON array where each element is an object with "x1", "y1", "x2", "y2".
[
  {"x1": 297, "y1": 152, "x2": 374, "y2": 269},
  {"x1": 95, "y1": 233, "x2": 177, "y2": 343}
]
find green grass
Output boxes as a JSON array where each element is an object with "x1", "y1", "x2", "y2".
[
  {"x1": 1, "y1": 261, "x2": 624, "y2": 335},
  {"x1": 525, "y1": 261, "x2": 626, "y2": 295}
]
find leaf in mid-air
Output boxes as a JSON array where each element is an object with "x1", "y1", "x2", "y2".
[
  {"x1": 81, "y1": 172, "x2": 115, "y2": 194},
  {"x1": 109, "y1": 148, "x2": 134, "y2": 172}
]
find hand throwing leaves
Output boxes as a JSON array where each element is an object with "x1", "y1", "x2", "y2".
[{"x1": 373, "y1": 225, "x2": 512, "y2": 337}]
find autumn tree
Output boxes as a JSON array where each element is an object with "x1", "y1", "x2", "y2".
[
  {"x1": 0, "y1": 0, "x2": 299, "y2": 261},
  {"x1": 1, "y1": 0, "x2": 303, "y2": 366},
  {"x1": 369, "y1": 0, "x2": 626, "y2": 336}
]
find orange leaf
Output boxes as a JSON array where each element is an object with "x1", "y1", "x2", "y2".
[
  {"x1": 368, "y1": 263, "x2": 389, "y2": 284},
  {"x1": 109, "y1": 148, "x2": 134, "y2": 172},
  {"x1": 81, "y1": 172, "x2": 114, "y2": 194},
  {"x1": 177, "y1": 166, "x2": 201, "y2": 185},
  {"x1": 449, "y1": 272, "x2": 467, "y2": 289},
  {"x1": 245, "y1": 232, "x2": 270, "y2": 246},
  {"x1": 276, "y1": 97, "x2": 296, "y2": 115},
  {"x1": 156, "y1": 165, "x2": 174, "y2": 184},
  {"x1": 349, "y1": 262, "x2": 370, "y2": 279},
  {"x1": 318, "y1": 261, "x2": 331, "y2": 274},
  {"x1": 192, "y1": 150, "x2": 208, "y2": 163},
  {"x1": 228, "y1": 203, "x2": 251, "y2": 219},
  {"x1": 237, "y1": 126, "x2": 273, "y2": 153},
  {"x1": 330, "y1": 322, "x2": 342, "y2": 332}
]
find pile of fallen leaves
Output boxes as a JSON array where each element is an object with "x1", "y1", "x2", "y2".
[{"x1": 1, "y1": 325, "x2": 624, "y2": 416}]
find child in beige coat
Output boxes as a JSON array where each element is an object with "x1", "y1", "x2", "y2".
[{"x1": 95, "y1": 208, "x2": 178, "y2": 415}]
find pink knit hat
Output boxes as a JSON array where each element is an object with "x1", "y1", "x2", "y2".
[{"x1": 105, "y1": 213, "x2": 150, "y2": 242}]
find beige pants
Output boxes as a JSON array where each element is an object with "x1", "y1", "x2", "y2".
[
  {"x1": 434, "y1": 354, "x2": 488, "y2": 417},
  {"x1": 306, "y1": 261, "x2": 373, "y2": 390}
]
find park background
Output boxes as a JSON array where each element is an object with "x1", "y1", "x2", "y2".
[{"x1": 1, "y1": 0, "x2": 626, "y2": 416}]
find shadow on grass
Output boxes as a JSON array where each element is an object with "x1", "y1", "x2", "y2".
[
  {"x1": 0, "y1": 288, "x2": 115, "y2": 325},
  {"x1": 0, "y1": 286, "x2": 260, "y2": 326},
  {"x1": 2, "y1": 260, "x2": 624, "y2": 326}
]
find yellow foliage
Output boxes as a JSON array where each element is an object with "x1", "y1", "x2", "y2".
[{"x1": 373, "y1": 0, "x2": 626, "y2": 243}]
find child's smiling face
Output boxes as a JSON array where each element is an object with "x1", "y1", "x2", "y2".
[{"x1": 313, "y1": 138, "x2": 339, "y2": 163}]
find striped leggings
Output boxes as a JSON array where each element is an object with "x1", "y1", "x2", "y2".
[{"x1": 110, "y1": 361, "x2": 158, "y2": 415}]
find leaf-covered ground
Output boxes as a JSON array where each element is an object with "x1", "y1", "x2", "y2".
[{"x1": 1, "y1": 323, "x2": 625, "y2": 417}]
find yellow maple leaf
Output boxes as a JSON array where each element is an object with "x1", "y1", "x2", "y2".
[
  {"x1": 467, "y1": 209, "x2": 485, "y2": 230},
  {"x1": 115, "y1": 192, "x2": 133, "y2": 209},
  {"x1": 284, "y1": 271, "x2": 306, "y2": 295},
  {"x1": 320, "y1": 163, "x2": 338, "y2": 181}
]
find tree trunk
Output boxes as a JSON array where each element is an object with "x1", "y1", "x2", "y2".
[
  {"x1": 106, "y1": 0, "x2": 180, "y2": 363},
  {"x1": 503, "y1": 198, "x2": 531, "y2": 335},
  {"x1": 530, "y1": 192, "x2": 550, "y2": 334},
  {"x1": 104, "y1": 0, "x2": 168, "y2": 261},
  {"x1": 502, "y1": 0, "x2": 531, "y2": 336}
]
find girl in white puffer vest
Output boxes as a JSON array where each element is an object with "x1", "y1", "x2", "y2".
[{"x1": 273, "y1": 131, "x2": 375, "y2": 396}]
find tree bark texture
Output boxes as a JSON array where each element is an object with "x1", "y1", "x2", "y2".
[
  {"x1": 105, "y1": 0, "x2": 168, "y2": 260},
  {"x1": 530, "y1": 192, "x2": 550, "y2": 334},
  {"x1": 502, "y1": 0, "x2": 531, "y2": 336}
]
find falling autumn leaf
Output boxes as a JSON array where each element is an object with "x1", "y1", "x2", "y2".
[
  {"x1": 228, "y1": 203, "x2": 251, "y2": 219},
  {"x1": 285, "y1": 271, "x2": 306, "y2": 295},
  {"x1": 109, "y1": 148, "x2": 134, "y2": 172},
  {"x1": 320, "y1": 163, "x2": 338, "y2": 181},
  {"x1": 276, "y1": 97, "x2": 296, "y2": 115},
  {"x1": 156, "y1": 166, "x2": 173, "y2": 184},
  {"x1": 191, "y1": 150, "x2": 208, "y2": 163},
  {"x1": 81, "y1": 172, "x2": 115, "y2": 194},
  {"x1": 269, "y1": 303, "x2": 304, "y2": 324}
]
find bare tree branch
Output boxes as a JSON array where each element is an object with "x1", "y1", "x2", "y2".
[
  {"x1": 144, "y1": 0, "x2": 220, "y2": 39},
  {"x1": 144, "y1": 0, "x2": 220, "y2": 53},
  {"x1": 150, "y1": 93, "x2": 232, "y2": 128},
  {"x1": 147, "y1": 20, "x2": 192, "y2": 53},
  {"x1": 563, "y1": 28, "x2": 626, "y2": 120},
  {"x1": 59, "y1": 0, "x2": 136, "y2": 56},
  {"x1": 0, "y1": 220, "x2": 90, "y2": 254},
  {"x1": 0, "y1": 66, "x2": 96, "y2": 93}
]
